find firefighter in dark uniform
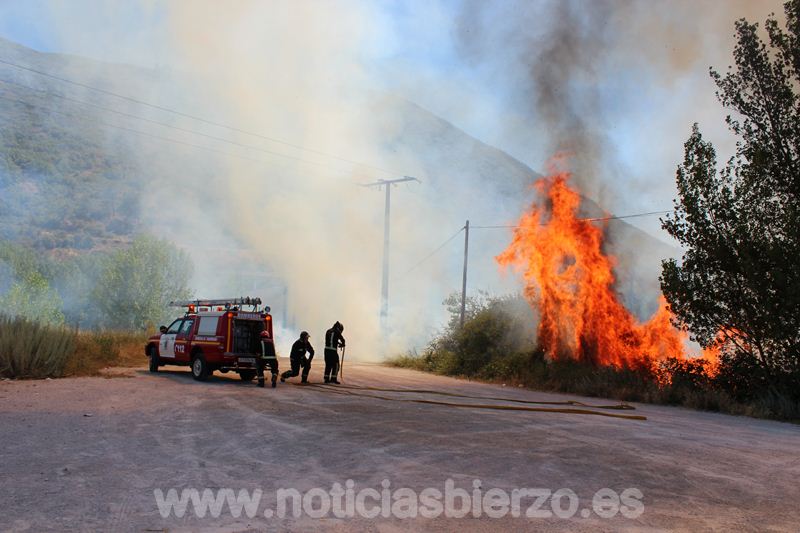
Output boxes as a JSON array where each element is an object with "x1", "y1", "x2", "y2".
[
  {"x1": 257, "y1": 330, "x2": 279, "y2": 388},
  {"x1": 324, "y1": 321, "x2": 345, "y2": 384},
  {"x1": 280, "y1": 331, "x2": 315, "y2": 383}
]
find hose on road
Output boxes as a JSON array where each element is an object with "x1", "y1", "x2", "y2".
[
  {"x1": 300, "y1": 384, "x2": 647, "y2": 421},
  {"x1": 333, "y1": 383, "x2": 635, "y2": 410}
]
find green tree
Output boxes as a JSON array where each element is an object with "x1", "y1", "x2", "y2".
[
  {"x1": 93, "y1": 235, "x2": 193, "y2": 330},
  {"x1": 661, "y1": 1, "x2": 800, "y2": 386},
  {"x1": 0, "y1": 271, "x2": 65, "y2": 326}
]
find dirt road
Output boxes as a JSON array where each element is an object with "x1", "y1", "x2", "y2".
[{"x1": 1, "y1": 361, "x2": 798, "y2": 531}]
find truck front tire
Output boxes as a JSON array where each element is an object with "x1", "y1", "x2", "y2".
[
  {"x1": 239, "y1": 370, "x2": 256, "y2": 382},
  {"x1": 191, "y1": 354, "x2": 209, "y2": 381}
]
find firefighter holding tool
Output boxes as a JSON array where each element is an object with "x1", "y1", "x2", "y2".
[
  {"x1": 324, "y1": 321, "x2": 345, "y2": 384},
  {"x1": 257, "y1": 330, "x2": 279, "y2": 388}
]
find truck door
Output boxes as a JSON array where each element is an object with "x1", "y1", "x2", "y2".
[
  {"x1": 159, "y1": 319, "x2": 183, "y2": 358},
  {"x1": 174, "y1": 318, "x2": 195, "y2": 362}
]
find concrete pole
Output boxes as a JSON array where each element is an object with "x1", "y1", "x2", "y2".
[
  {"x1": 380, "y1": 184, "x2": 391, "y2": 324},
  {"x1": 360, "y1": 176, "x2": 419, "y2": 329},
  {"x1": 282, "y1": 283, "x2": 288, "y2": 327},
  {"x1": 460, "y1": 220, "x2": 470, "y2": 328}
]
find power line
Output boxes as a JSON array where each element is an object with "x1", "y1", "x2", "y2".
[
  {"x1": 0, "y1": 57, "x2": 401, "y2": 177},
  {"x1": 0, "y1": 93, "x2": 352, "y2": 177},
  {"x1": 0, "y1": 78, "x2": 379, "y2": 177},
  {"x1": 395, "y1": 209, "x2": 672, "y2": 280},
  {"x1": 470, "y1": 210, "x2": 673, "y2": 229},
  {"x1": 395, "y1": 226, "x2": 465, "y2": 279}
]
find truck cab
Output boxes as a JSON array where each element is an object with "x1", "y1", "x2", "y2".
[{"x1": 145, "y1": 297, "x2": 274, "y2": 382}]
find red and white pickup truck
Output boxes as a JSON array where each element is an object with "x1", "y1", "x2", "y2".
[{"x1": 145, "y1": 297, "x2": 273, "y2": 382}]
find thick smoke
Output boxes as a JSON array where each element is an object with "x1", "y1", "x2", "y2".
[
  {"x1": 134, "y1": 1, "x2": 529, "y2": 357},
  {"x1": 5, "y1": 0, "x2": 785, "y2": 356},
  {"x1": 452, "y1": 0, "x2": 784, "y2": 207}
]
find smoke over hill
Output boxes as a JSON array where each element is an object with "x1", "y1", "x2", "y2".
[{"x1": 0, "y1": 0, "x2": 703, "y2": 356}]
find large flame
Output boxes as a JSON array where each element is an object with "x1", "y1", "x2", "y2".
[{"x1": 497, "y1": 168, "x2": 707, "y2": 369}]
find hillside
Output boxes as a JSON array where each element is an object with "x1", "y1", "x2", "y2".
[{"x1": 0, "y1": 38, "x2": 153, "y2": 254}]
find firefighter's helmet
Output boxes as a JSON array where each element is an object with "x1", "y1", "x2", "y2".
[{"x1": 300, "y1": 331, "x2": 310, "y2": 339}]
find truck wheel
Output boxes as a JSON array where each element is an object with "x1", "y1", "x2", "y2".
[
  {"x1": 148, "y1": 346, "x2": 159, "y2": 373},
  {"x1": 239, "y1": 370, "x2": 256, "y2": 382},
  {"x1": 191, "y1": 354, "x2": 209, "y2": 381}
]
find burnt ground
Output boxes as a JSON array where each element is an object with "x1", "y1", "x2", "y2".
[{"x1": 1, "y1": 361, "x2": 798, "y2": 532}]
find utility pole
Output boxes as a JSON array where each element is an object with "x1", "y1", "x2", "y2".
[
  {"x1": 282, "y1": 283, "x2": 288, "y2": 327},
  {"x1": 361, "y1": 176, "x2": 420, "y2": 326},
  {"x1": 460, "y1": 220, "x2": 469, "y2": 328}
]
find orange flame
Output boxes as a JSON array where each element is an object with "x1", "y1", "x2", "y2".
[{"x1": 497, "y1": 169, "x2": 707, "y2": 369}]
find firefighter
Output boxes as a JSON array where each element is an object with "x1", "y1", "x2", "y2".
[
  {"x1": 324, "y1": 321, "x2": 345, "y2": 384},
  {"x1": 280, "y1": 331, "x2": 315, "y2": 384},
  {"x1": 257, "y1": 330, "x2": 279, "y2": 388}
]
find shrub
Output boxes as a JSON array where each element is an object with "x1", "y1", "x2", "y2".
[
  {"x1": 0, "y1": 313, "x2": 148, "y2": 378},
  {"x1": 0, "y1": 315, "x2": 75, "y2": 378}
]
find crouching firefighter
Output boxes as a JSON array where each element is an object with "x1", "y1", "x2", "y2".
[
  {"x1": 324, "y1": 321, "x2": 345, "y2": 384},
  {"x1": 257, "y1": 330, "x2": 279, "y2": 388},
  {"x1": 280, "y1": 331, "x2": 314, "y2": 384}
]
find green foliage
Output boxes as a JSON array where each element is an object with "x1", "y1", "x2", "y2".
[
  {"x1": 661, "y1": 2, "x2": 800, "y2": 394},
  {"x1": 92, "y1": 234, "x2": 193, "y2": 330},
  {"x1": 0, "y1": 314, "x2": 75, "y2": 378},
  {"x1": 431, "y1": 292, "x2": 536, "y2": 374},
  {"x1": 0, "y1": 240, "x2": 40, "y2": 277},
  {"x1": 0, "y1": 235, "x2": 193, "y2": 330},
  {"x1": 0, "y1": 242, "x2": 65, "y2": 325},
  {"x1": 0, "y1": 271, "x2": 64, "y2": 325}
]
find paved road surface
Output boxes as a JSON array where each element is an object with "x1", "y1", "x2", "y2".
[{"x1": 1, "y1": 361, "x2": 798, "y2": 531}]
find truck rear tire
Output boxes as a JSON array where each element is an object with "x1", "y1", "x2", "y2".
[
  {"x1": 148, "y1": 346, "x2": 159, "y2": 373},
  {"x1": 239, "y1": 370, "x2": 256, "y2": 382},
  {"x1": 191, "y1": 354, "x2": 209, "y2": 381}
]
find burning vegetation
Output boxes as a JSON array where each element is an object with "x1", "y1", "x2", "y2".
[{"x1": 496, "y1": 167, "x2": 717, "y2": 371}]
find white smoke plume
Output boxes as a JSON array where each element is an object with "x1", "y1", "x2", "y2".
[{"x1": 2, "y1": 0, "x2": 785, "y2": 357}]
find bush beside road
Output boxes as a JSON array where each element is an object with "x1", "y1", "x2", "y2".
[{"x1": 0, "y1": 314, "x2": 146, "y2": 378}]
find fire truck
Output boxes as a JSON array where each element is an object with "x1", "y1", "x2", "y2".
[{"x1": 145, "y1": 297, "x2": 273, "y2": 382}]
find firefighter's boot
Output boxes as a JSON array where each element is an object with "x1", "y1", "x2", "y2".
[
  {"x1": 257, "y1": 377, "x2": 265, "y2": 388},
  {"x1": 271, "y1": 374, "x2": 277, "y2": 388}
]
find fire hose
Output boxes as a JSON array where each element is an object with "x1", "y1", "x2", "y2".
[
  {"x1": 332, "y1": 383, "x2": 634, "y2": 410},
  {"x1": 300, "y1": 384, "x2": 646, "y2": 421}
]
